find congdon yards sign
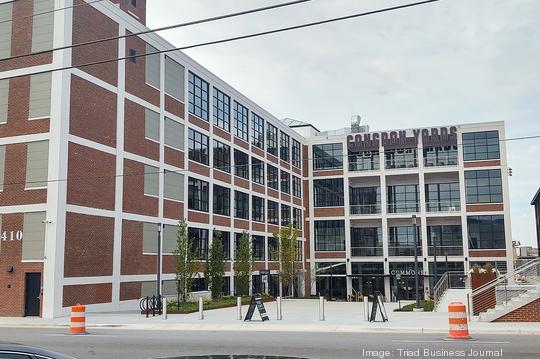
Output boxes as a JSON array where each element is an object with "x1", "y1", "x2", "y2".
[{"x1": 347, "y1": 126, "x2": 458, "y2": 152}]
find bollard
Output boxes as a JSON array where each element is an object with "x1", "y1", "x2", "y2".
[
  {"x1": 162, "y1": 297, "x2": 167, "y2": 320},
  {"x1": 363, "y1": 296, "x2": 370, "y2": 321},
  {"x1": 69, "y1": 304, "x2": 86, "y2": 334},
  {"x1": 237, "y1": 297, "x2": 242, "y2": 320},
  {"x1": 447, "y1": 302, "x2": 471, "y2": 339},
  {"x1": 319, "y1": 296, "x2": 325, "y2": 321},
  {"x1": 277, "y1": 296, "x2": 282, "y2": 320},
  {"x1": 198, "y1": 297, "x2": 204, "y2": 320}
]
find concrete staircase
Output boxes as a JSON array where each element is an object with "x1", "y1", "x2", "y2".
[
  {"x1": 435, "y1": 288, "x2": 471, "y2": 312},
  {"x1": 478, "y1": 286, "x2": 540, "y2": 322}
]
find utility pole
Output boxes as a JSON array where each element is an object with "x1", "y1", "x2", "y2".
[
  {"x1": 412, "y1": 215, "x2": 420, "y2": 310},
  {"x1": 157, "y1": 223, "x2": 162, "y2": 300}
]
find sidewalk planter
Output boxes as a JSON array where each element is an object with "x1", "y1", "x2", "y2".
[
  {"x1": 166, "y1": 296, "x2": 275, "y2": 314},
  {"x1": 471, "y1": 269, "x2": 497, "y2": 316}
]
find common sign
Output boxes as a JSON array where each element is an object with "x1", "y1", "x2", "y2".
[{"x1": 244, "y1": 294, "x2": 269, "y2": 322}]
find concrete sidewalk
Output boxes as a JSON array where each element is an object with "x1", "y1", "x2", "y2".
[{"x1": 0, "y1": 299, "x2": 539, "y2": 335}]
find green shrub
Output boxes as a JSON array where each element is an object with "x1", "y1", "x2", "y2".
[{"x1": 394, "y1": 300, "x2": 434, "y2": 312}]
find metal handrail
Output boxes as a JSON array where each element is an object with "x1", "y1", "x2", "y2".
[
  {"x1": 426, "y1": 200, "x2": 461, "y2": 213},
  {"x1": 349, "y1": 204, "x2": 381, "y2": 215},
  {"x1": 433, "y1": 271, "x2": 468, "y2": 308}
]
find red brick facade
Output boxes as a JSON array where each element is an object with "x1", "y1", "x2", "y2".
[{"x1": 495, "y1": 298, "x2": 540, "y2": 322}]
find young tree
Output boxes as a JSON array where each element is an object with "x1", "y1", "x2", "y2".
[
  {"x1": 205, "y1": 230, "x2": 226, "y2": 300},
  {"x1": 234, "y1": 231, "x2": 253, "y2": 296},
  {"x1": 173, "y1": 219, "x2": 198, "y2": 303},
  {"x1": 275, "y1": 224, "x2": 301, "y2": 297}
]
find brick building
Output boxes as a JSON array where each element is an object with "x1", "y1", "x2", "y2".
[
  {"x1": 0, "y1": 0, "x2": 513, "y2": 317},
  {"x1": 532, "y1": 188, "x2": 540, "y2": 256}
]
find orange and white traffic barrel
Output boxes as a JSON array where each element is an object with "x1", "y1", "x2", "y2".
[
  {"x1": 69, "y1": 304, "x2": 86, "y2": 334},
  {"x1": 447, "y1": 302, "x2": 471, "y2": 339}
]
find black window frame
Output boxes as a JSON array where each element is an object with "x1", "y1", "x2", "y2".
[
  {"x1": 313, "y1": 178, "x2": 344, "y2": 207},
  {"x1": 465, "y1": 169, "x2": 503, "y2": 204},
  {"x1": 313, "y1": 143, "x2": 343, "y2": 170},
  {"x1": 252, "y1": 235, "x2": 265, "y2": 261},
  {"x1": 234, "y1": 149, "x2": 249, "y2": 180},
  {"x1": 252, "y1": 195, "x2": 265, "y2": 223},
  {"x1": 314, "y1": 220, "x2": 345, "y2": 251},
  {"x1": 463, "y1": 131, "x2": 500, "y2": 161},
  {"x1": 188, "y1": 177, "x2": 209, "y2": 212},
  {"x1": 267, "y1": 200, "x2": 279, "y2": 225},
  {"x1": 281, "y1": 204, "x2": 291, "y2": 227},
  {"x1": 387, "y1": 184, "x2": 419, "y2": 213},
  {"x1": 251, "y1": 112, "x2": 265, "y2": 149},
  {"x1": 213, "y1": 184, "x2": 230, "y2": 216},
  {"x1": 188, "y1": 128, "x2": 209, "y2": 165},
  {"x1": 234, "y1": 101, "x2": 249, "y2": 141},
  {"x1": 423, "y1": 145, "x2": 458, "y2": 167},
  {"x1": 280, "y1": 131, "x2": 290, "y2": 162},
  {"x1": 385, "y1": 147, "x2": 418, "y2": 169},
  {"x1": 266, "y1": 123, "x2": 278, "y2": 156},
  {"x1": 188, "y1": 72, "x2": 209, "y2": 121},
  {"x1": 292, "y1": 139, "x2": 301, "y2": 168},
  {"x1": 348, "y1": 150, "x2": 379, "y2": 171},
  {"x1": 267, "y1": 164, "x2": 278, "y2": 190},
  {"x1": 292, "y1": 176, "x2": 301, "y2": 198},
  {"x1": 293, "y1": 207, "x2": 302, "y2": 229},
  {"x1": 213, "y1": 139, "x2": 230, "y2": 173},
  {"x1": 212, "y1": 87, "x2": 230, "y2": 132},
  {"x1": 251, "y1": 157, "x2": 264, "y2": 185},
  {"x1": 280, "y1": 170, "x2": 290, "y2": 194},
  {"x1": 234, "y1": 190, "x2": 249, "y2": 220},
  {"x1": 425, "y1": 182, "x2": 461, "y2": 211},
  {"x1": 388, "y1": 226, "x2": 422, "y2": 256},
  {"x1": 189, "y1": 227, "x2": 209, "y2": 259},
  {"x1": 467, "y1": 215, "x2": 505, "y2": 249}
]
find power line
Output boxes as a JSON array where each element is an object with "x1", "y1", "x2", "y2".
[
  {"x1": 0, "y1": 0, "x2": 441, "y2": 81},
  {"x1": 0, "y1": 0, "x2": 106, "y2": 25},
  {"x1": 1, "y1": 0, "x2": 312, "y2": 62}
]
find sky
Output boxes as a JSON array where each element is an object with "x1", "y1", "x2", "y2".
[{"x1": 147, "y1": 0, "x2": 540, "y2": 247}]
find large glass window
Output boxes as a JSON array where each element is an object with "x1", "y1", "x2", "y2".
[
  {"x1": 387, "y1": 184, "x2": 419, "y2": 213},
  {"x1": 234, "y1": 101, "x2": 249, "y2": 141},
  {"x1": 252, "y1": 235, "x2": 265, "y2": 261},
  {"x1": 268, "y1": 237, "x2": 278, "y2": 261},
  {"x1": 385, "y1": 148, "x2": 417, "y2": 169},
  {"x1": 188, "y1": 72, "x2": 209, "y2": 121},
  {"x1": 388, "y1": 226, "x2": 422, "y2": 256},
  {"x1": 280, "y1": 170, "x2": 290, "y2": 194},
  {"x1": 280, "y1": 131, "x2": 290, "y2": 162},
  {"x1": 292, "y1": 176, "x2": 301, "y2": 198},
  {"x1": 188, "y1": 227, "x2": 209, "y2": 259},
  {"x1": 267, "y1": 200, "x2": 279, "y2": 225},
  {"x1": 213, "y1": 184, "x2": 230, "y2": 216},
  {"x1": 212, "y1": 87, "x2": 230, "y2": 131},
  {"x1": 252, "y1": 196, "x2": 265, "y2": 223},
  {"x1": 348, "y1": 150, "x2": 379, "y2": 171},
  {"x1": 313, "y1": 143, "x2": 343, "y2": 170},
  {"x1": 292, "y1": 139, "x2": 301, "y2": 168},
  {"x1": 213, "y1": 140, "x2": 230, "y2": 172},
  {"x1": 218, "y1": 231, "x2": 231, "y2": 260},
  {"x1": 425, "y1": 182, "x2": 460, "y2": 212},
  {"x1": 351, "y1": 227, "x2": 383, "y2": 256},
  {"x1": 314, "y1": 178, "x2": 344, "y2": 207},
  {"x1": 427, "y1": 225, "x2": 463, "y2": 256},
  {"x1": 314, "y1": 220, "x2": 345, "y2": 251},
  {"x1": 234, "y1": 191, "x2": 249, "y2": 219},
  {"x1": 281, "y1": 204, "x2": 291, "y2": 226},
  {"x1": 465, "y1": 169, "x2": 503, "y2": 204},
  {"x1": 267, "y1": 164, "x2": 278, "y2": 190},
  {"x1": 424, "y1": 146, "x2": 458, "y2": 167},
  {"x1": 188, "y1": 177, "x2": 209, "y2": 212},
  {"x1": 251, "y1": 158, "x2": 264, "y2": 185},
  {"x1": 234, "y1": 149, "x2": 249, "y2": 179},
  {"x1": 349, "y1": 186, "x2": 380, "y2": 214},
  {"x1": 251, "y1": 113, "x2": 264, "y2": 149},
  {"x1": 267, "y1": 123, "x2": 278, "y2": 156},
  {"x1": 467, "y1": 215, "x2": 505, "y2": 249},
  {"x1": 188, "y1": 128, "x2": 209, "y2": 165},
  {"x1": 463, "y1": 131, "x2": 500, "y2": 161},
  {"x1": 293, "y1": 207, "x2": 302, "y2": 229}
]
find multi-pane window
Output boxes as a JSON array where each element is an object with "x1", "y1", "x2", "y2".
[
  {"x1": 251, "y1": 158, "x2": 264, "y2": 185},
  {"x1": 251, "y1": 113, "x2": 264, "y2": 149},
  {"x1": 292, "y1": 139, "x2": 301, "y2": 168},
  {"x1": 351, "y1": 228, "x2": 383, "y2": 256},
  {"x1": 349, "y1": 186, "x2": 380, "y2": 214},
  {"x1": 217, "y1": 231, "x2": 231, "y2": 260},
  {"x1": 280, "y1": 131, "x2": 290, "y2": 162},
  {"x1": 293, "y1": 208, "x2": 302, "y2": 229},
  {"x1": 234, "y1": 101, "x2": 249, "y2": 141},
  {"x1": 295, "y1": 240, "x2": 303, "y2": 261},
  {"x1": 314, "y1": 220, "x2": 345, "y2": 251},
  {"x1": 212, "y1": 87, "x2": 230, "y2": 131},
  {"x1": 188, "y1": 128, "x2": 209, "y2": 165},
  {"x1": 213, "y1": 140, "x2": 230, "y2": 172},
  {"x1": 267, "y1": 200, "x2": 279, "y2": 225},
  {"x1": 280, "y1": 171, "x2": 290, "y2": 194},
  {"x1": 465, "y1": 169, "x2": 503, "y2": 204},
  {"x1": 463, "y1": 131, "x2": 500, "y2": 161},
  {"x1": 234, "y1": 191, "x2": 249, "y2": 219},
  {"x1": 252, "y1": 196, "x2": 265, "y2": 223},
  {"x1": 387, "y1": 185, "x2": 419, "y2": 213},
  {"x1": 188, "y1": 177, "x2": 209, "y2": 212},
  {"x1": 267, "y1": 123, "x2": 278, "y2": 156},
  {"x1": 388, "y1": 226, "x2": 422, "y2": 256},
  {"x1": 313, "y1": 143, "x2": 343, "y2": 170},
  {"x1": 281, "y1": 204, "x2": 291, "y2": 226},
  {"x1": 385, "y1": 148, "x2": 418, "y2": 169},
  {"x1": 234, "y1": 149, "x2": 249, "y2": 179},
  {"x1": 213, "y1": 184, "x2": 230, "y2": 216},
  {"x1": 427, "y1": 225, "x2": 463, "y2": 256},
  {"x1": 313, "y1": 178, "x2": 344, "y2": 207},
  {"x1": 252, "y1": 235, "x2": 265, "y2": 261},
  {"x1": 268, "y1": 237, "x2": 278, "y2": 261},
  {"x1": 267, "y1": 164, "x2": 278, "y2": 190},
  {"x1": 426, "y1": 183, "x2": 461, "y2": 211},
  {"x1": 467, "y1": 215, "x2": 505, "y2": 249},
  {"x1": 189, "y1": 227, "x2": 209, "y2": 259},
  {"x1": 292, "y1": 176, "x2": 301, "y2": 198},
  {"x1": 348, "y1": 150, "x2": 379, "y2": 171},
  {"x1": 188, "y1": 72, "x2": 209, "y2": 121},
  {"x1": 424, "y1": 146, "x2": 458, "y2": 167}
]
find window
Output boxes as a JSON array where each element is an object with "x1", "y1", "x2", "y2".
[
  {"x1": 252, "y1": 235, "x2": 265, "y2": 261},
  {"x1": 387, "y1": 184, "x2": 419, "y2": 213},
  {"x1": 267, "y1": 123, "x2": 278, "y2": 156},
  {"x1": 385, "y1": 148, "x2": 418, "y2": 169},
  {"x1": 295, "y1": 240, "x2": 303, "y2": 261},
  {"x1": 213, "y1": 184, "x2": 230, "y2": 216},
  {"x1": 292, "y1": 176, "x2": 301, "y2": 197},
  {"x1": 280, "y1": 131, "x2": 290, "y2": 162},
  {"x1": 128, "y1": 48, "x2": 137, "y2": 63},
  {"x1": 164, "y1": 171, "x2": 184, "y2": 201},
  {"x1": 213, "y1": 87, "x2": 230, "y2": 131},
  {"x1": 234, "y1": 101, "x2": 249, "y2": 141},
  {"x1": 292, "y1": 139, "x2": 301, "y2": 168},
  {"x1": 188, "y1": 177, "x2": 209, "y2": 212},
  {"x1": 189, "y1": 227, "x2": 209, "y2": 259},
  {"x1": 218, "y1": 231, "x2": 231, "y2": 260},
  {"x1": 465, "y1": 169, "x2": 502, "y2": 204},
  {"x1": 388, "y1": 226, "x2": 422, "y2": 256},
  {"x1": 423, "y1": 145, "x2": 458, "y2": 167},
  {"x1": 251, "y1": 113, "x2": 264, "y2": 149},
  {"x1": 314, "y1": 220, "x2": 345, "y2": 251},
  {"x1": 251, "y1": 158, "x2": 264, "y2": 185},
  {"x1": 142, "y1": 223, "x2": 157, "y2": 253},
  {"x1": 351, "y1": 228, "x2": 383, "y2": 256},
  {"x1": 0, "y1": 80, "x2": 8, "y2": 123},
  {"x1": 26, "y1": 141, "x2": 49, "y2": 189},
  {"x1": 467, "y1": 215, "x2": 505, "y2": 249},
  {"x1": 313, "y1": 178, "x2": 344, "y2": 207},
  {"x1": 188, "y1": 128, "x2": 209, "y2": 165},
  {"x1": 234, "y1": 190, "x2": 249, "y2": 219},
  {"x1": 281, "y1": 204, "x2": 291, "y2": 226},
  {"x1": 144, "y1": 108, "x2": 159, "y2": 142},
  {"x1": 188, "y1": 72, "x2": 209, "y2": 121},
  {"x1": 348, "y1": 150, "x2": 379, "y2": 171},
  {"x1": 268, "y1": 237, "x2": 278, "y2": 261},
  {"x1": 426, "y1": 183, "x2": 460, "y2": 211},
  {"x1": 32, "y1": 0, "x2": 54, "y2": 52},
  {"x1": 463, "y1": 131, "x2": 500, "y2": 161},
  {"x1": 349, "y1": 186, "x2": 380, "y2": 214},
  {"x1": 163, "y1": 225, "x2": 178, "y2": 253},
  {"x1": 29, "y1": 73, "x2": 52, "y2": 119},
  {"x1": 267, "y1": 200, "x2": 279, "y2": 225},
  {"x1": 313, "y1": 143, "x2": 343, "y2": 170},
  {"x1": 234, "y1": 149, "x2": 249, "y2": 179},
  {"x1": 280, "y1": 170, "x2": 290, "y2": 194},
  {"x1": 22, "y1": 212, "x2": 46, "y2": 261},
  {"x1": 145, "y1": 44, "x2": 160, "y2": 89},
  {"x1": 0, "y1": 2, "x2": 13, "y2": 59},
  {"x1": 293, "y1": 207, "x2": 302, "y2": 229},
  {"x1": 252, "y1": 196, "x2": 265, "y2": 223},
  {"x1": 213, "y1": 140, "x2": 230, "y2": 172},
  {"x1": 165, "y1": 56, "x2": 185, "y2": 101},
  {"x1": 164, "y1": 117, "x2": 184, "y2": 150},
  {"x1": 428, "y1": 225, "x2": 463, "y2": 256},
  {"x1": 267, "y1": 164, "x2": 278, "y2": 190},
  {"x1": 143, "y1": 164, "x2": 159, "y2": 196},
  {"x1": 0, "y1": 145, "x2": 5, "y2": 191}
]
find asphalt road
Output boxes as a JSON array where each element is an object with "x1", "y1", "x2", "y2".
[{"x1": 0, "y1": 328, "x2": 538, "y2": 359}]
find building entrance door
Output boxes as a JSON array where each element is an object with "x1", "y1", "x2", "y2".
[{"x1": 24, "y1": 272, "x2": 41, "y2": 317}]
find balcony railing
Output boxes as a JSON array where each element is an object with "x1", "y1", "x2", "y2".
[
  {"x1": 351, "y1": 247, "x2": 384, "y2": 257},
  {"x1": 428, "y1": 246, "x2": 464, "y2": 256},
  {"x1": 350, "y1": 204, "x2": 381, "y2": 215},
  {"x1": 388, "y1": 246, "x2": 423, "y2": 256},
  {"x1": 426, "y1": 200, "x2": 461, "y2": 213},
  {"x1": 387, "y1": 201, "x2": 420, "y2": 214}
]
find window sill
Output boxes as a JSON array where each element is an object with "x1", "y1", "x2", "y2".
[
  {"x1": 28, "y1": 116, "x2": 49, "y2": 121},
  {"x1": 25, "y1": 186, "x2": 47, "y2": 191}
]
